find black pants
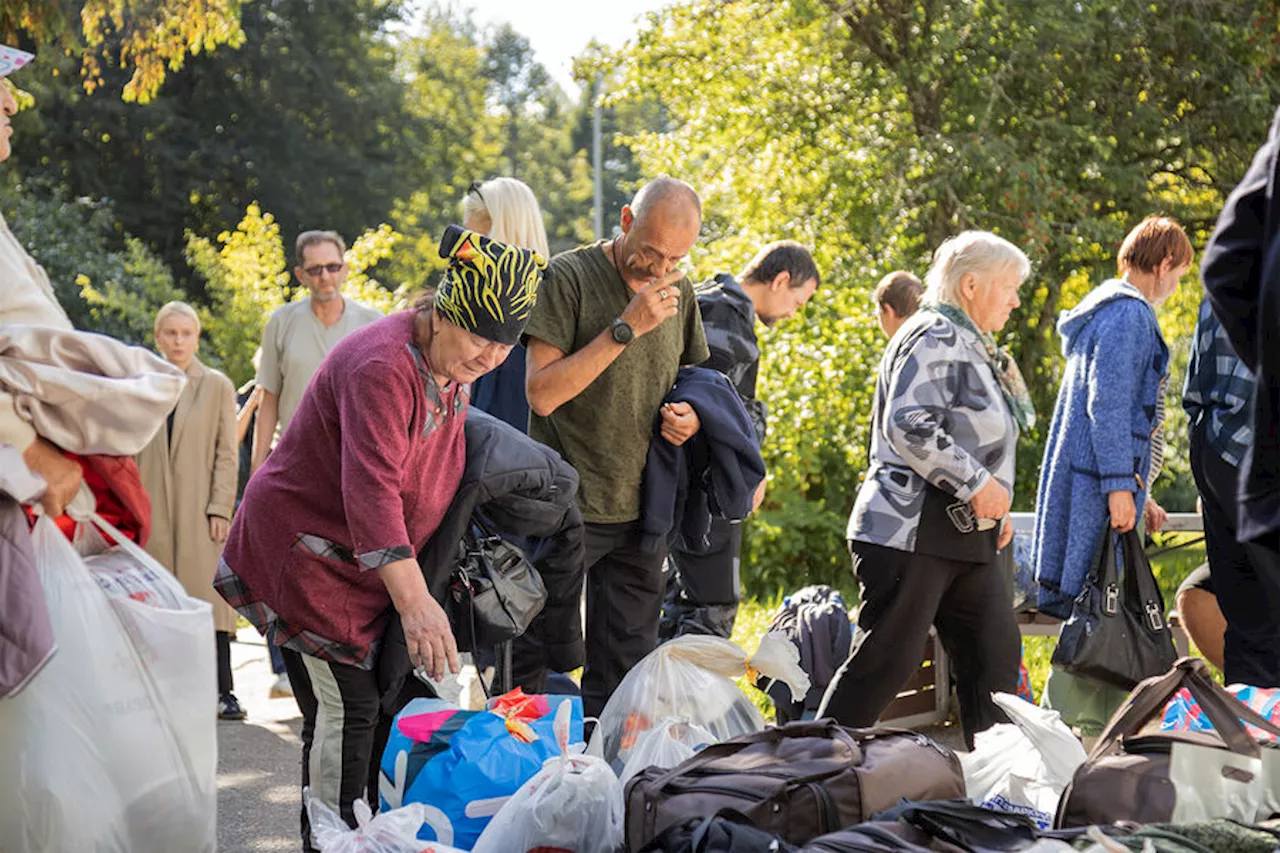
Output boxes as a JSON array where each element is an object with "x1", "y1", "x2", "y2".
[
  {"x1": 1190, "y1": 420, "x2": 1280, "y2": 686},
  {"x1": 282, "y1": 648, "x2": 383, "y2": 853},
  {"x1": 216, "y1": 630, "x2": 234, "y2": 695},
  {"x1": 581, "y1": 520, "x2": 669, "y2": 718},
  {"x1": 659, "y1": 517, "x2": 743, "y2": 641},
  {"x1": 818, "y1": 540, "x2": 1020, "y2": 750}
]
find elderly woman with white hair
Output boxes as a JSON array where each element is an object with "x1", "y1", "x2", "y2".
[
  {"x1": 136, "y1": 301, "x2": 242, "y2": 718},
  {"x1": 819, "y1": 231, "x2": 1034, "y2": 748}
]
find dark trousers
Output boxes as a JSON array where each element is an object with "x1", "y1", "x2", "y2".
[
  {"x1": 818, "y1": 540, "x2": 1020, "y2": 750},
  {"x1": 581, "y1": 520, "x2": 669, "y2": 718},
  {"x1": 282, "y1": 648, "x2": 383, "y2": 853},
  {"x1": 1190, "y1": 421, "x2": 1280, "y2": 686},
  {"x1": 659, "y1": 517, "x2": 742, "y2": 641},
  {"x1": 215, "y1": 630, "x2": 234, "y2": 695}
]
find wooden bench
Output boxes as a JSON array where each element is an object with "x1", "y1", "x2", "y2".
[
  {"x1": 877, "y1": 628, "x2": 951, "y2": 728},
  {"x1": 878, "y1": 512, "x2": 1200, "y2": 727}
]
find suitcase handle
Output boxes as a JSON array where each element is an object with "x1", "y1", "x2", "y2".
[
  {"x1": 646, "y1": 718, "x2": 863, "y2": 790},
  {"x1": 1089, "y1": 657, "x2": 1280, "y2": 762}
]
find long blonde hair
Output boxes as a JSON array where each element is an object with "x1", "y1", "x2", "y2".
[{"x1": 461, "y1": 177, "x2": 550, "y2": 258}]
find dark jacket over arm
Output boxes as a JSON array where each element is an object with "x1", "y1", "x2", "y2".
[
  {"x1": 640, "y1": 367, "x2": 766, "y2": 552},
  {"x1": 1203, "y1": 105, "x2": 1280, "y2": 542},
  {"x1": 377, "y1": 409, "x2": 585, "y2": 711}
]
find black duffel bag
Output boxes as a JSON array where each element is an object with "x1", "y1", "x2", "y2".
[{"x1": 625, "y1": 719, "x2": 964, "y2": 849}]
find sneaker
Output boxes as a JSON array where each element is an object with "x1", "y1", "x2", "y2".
[
  {"x1": 269, "y1": 673, "x2": 294, "y2": 699},
  {"x1": 218, "y1": 692, "x2": 247, "y2": 720}
]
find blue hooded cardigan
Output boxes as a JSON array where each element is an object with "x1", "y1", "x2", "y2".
[{"x1": 1033, "y1": 279, "x2": 1170, "y2": 618}]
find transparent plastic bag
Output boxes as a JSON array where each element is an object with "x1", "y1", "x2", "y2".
[
  {"x1": 473, "y1": 700, "x2": 624, "y2": 853},
  {"x1": 960, "y1": 692, "x2": 1087, "y2": 829},
  {"x1": 618, "y1": 718, "x2": 717, "y2": 786},
  {"x1": 307, "y1": 788, "x2": 461, "y2": 853},
  {"x1": 588, "y1": 633, "x2": 810, "y2": 772},
  {"x1": 0, "y1": 515, "x2": 216, "y2": 852}
]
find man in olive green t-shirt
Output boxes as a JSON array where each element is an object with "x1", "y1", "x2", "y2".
[{"x1": 523, "y1": 177, "x2": 710, "y2": 716}]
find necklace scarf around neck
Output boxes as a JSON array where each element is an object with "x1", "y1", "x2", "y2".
[{"x1": 931, "y1": 301, "x2": 1036, "y2": 433}]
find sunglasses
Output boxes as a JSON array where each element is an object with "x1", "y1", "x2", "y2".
[
  {"x1": 303, "y1": 262, "x2": 345, "y2": 277},
  {"x1": 468, "y1": 180, "x2": 486, "y2": 204}
]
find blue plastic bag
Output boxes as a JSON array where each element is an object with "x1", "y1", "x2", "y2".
[{"x1": 378, "y1": 695, "x2": 583, "y2": 850}]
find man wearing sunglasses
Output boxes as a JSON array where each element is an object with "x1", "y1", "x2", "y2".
[{"x1": 251, "y1": 230, "x2": 382, "y2": 474}]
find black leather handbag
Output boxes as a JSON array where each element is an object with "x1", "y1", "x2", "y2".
[
  {"x1": 1050, "y1": 527, "x2": 1177, "y2": 689},
  {"x1": 445, "y1": 517, "x2": 547, "y2": 652}
]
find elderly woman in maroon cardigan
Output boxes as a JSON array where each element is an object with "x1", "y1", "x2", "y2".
[{"x1": 215, "y1": 226, "x2": 546, "y2": 850}]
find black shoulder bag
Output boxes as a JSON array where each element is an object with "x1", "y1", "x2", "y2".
[
  {"x1": 1050, "y1": 526, "x2": 1177, "y2": 688},
  {"x1": 445, "y1": 516, "x2": 547, "y2": 653}
]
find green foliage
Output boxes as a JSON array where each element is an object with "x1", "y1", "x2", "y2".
[
  {"x1": 186, "y1": 203, "x2": 291, "y2": 386},
  {"x1": 342, "y1": 224, "x2": 413, "y2": 314},
  {"x1": 3, "y1": 0, "x2": 245, "y2": 102},
  {"x1": 385, "y1": 5, "x2": 502, "y2": 288},
  {"x1": 10, "y1": 0, "x2": 419, "y2": 279},
  {"x1": 0, "y1": 175, "x2": 183, "y2": 344},
  {"x1": 610, "y1": 0, "x2": 1280, "y2": 595}
]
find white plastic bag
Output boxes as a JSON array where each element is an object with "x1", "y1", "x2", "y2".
[
  {"x1": 85, "y1": 546, "x2": 186, "y2": 610},
  {"x1": 588, "y1": 634, "x2": 810, "y2": 772},
  {"x1": 307, "y1": 788, "x2": 462, "y2": 853},
  {"x1": 0, "y1": 515, "x2": 217, "y2": 852},
  {"x1": 619, "y1": 718, "x2": 717, "y2": 786},
  {"x1": 960, "y1": 692, "x2": 1088, "y2": 829},
  {"x1": 474, "y1": 699, "x2": 625, "y2": 853}
]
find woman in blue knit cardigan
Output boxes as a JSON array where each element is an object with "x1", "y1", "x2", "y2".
[{"x1": 1033, "y1": 215, "x2": 1194, "y2": 737}]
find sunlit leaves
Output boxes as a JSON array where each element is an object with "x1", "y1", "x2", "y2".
[
  {"x1": 611, "y1": 0, "x2": 1280, "y2": 591},
  {"x1": 4, "y1": 0, "x2": 246, "y2": 102}
]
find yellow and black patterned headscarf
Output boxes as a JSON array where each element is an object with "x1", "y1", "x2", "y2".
[{"x1": 434, "y1": 224, "x2": 547, "y2": 345}]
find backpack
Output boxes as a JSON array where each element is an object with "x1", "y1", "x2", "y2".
[{"x1": 755, "y1": 585, "x2": 853, "y2": 722}]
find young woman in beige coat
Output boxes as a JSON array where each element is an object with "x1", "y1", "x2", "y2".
[{"x1": 136, "y1": 302, "x2": 243, "y2": 719}]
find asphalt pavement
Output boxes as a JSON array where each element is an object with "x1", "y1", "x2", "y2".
[{"x1": 216, "y1": 628, "x2": 305, "y2": 853}]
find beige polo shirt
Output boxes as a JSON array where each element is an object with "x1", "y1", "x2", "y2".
[{"x1": 256, "y1": 296, "x2": 382, "y2": 443}]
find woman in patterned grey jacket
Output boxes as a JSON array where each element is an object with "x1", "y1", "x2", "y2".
[{"x1": 819, "y1": 231, "x2": 1033, "y2": 749}]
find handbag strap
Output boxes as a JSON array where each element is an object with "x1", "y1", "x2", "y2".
[
  {"x1": 1087, "y1": 658, "x2": 1276, "y2": 761},
  {"x1": 1118, "y1": 529, "x2": 1167, "y2": 630},
  {"x1": 1086, "y1": 524, "x2": 1121, "y2": 600}
]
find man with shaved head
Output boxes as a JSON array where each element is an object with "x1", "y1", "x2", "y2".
[{"x1": 524, "y1": 176, "x2": 710, "y2": 715}]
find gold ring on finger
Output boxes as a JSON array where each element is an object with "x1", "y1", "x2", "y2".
[{"x1": 660, "y1": 289, "x2": 668, "y2": 300}]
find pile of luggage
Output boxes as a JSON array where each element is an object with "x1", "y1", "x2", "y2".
[{"x1": 314, "y1": 590, "x2": 1280, "y2": 853}]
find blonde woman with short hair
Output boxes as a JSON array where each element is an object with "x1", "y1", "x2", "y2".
[
  {"x1": 136, "y1": 301, "x2": 244, "y2": 719},
  {"x1": 463, "y1": 177, "x2": 550, "y2": 431}
]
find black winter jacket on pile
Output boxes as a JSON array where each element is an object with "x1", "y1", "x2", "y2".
[{"x1": 377, "y1": 408, "x2": 585, "y2": 711}]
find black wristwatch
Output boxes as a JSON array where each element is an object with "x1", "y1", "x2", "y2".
[{"x1": 611, "y1": 318, "x2": 634, "y2": 345}]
